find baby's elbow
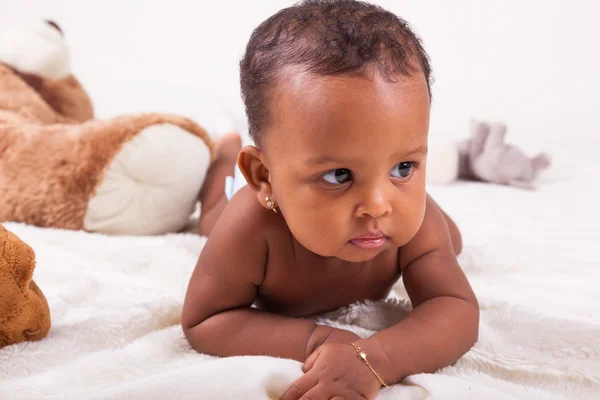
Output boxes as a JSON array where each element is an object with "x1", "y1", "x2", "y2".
[
  {"x1": 181, "y1": 290, "x2": 213, "y2": 329},
  {"x1": 182, "y1": 319, "x2": 211, "y2": 354},
  {"x1": 467, "y1": 299, "x2": 480, "y2": 347},
  {"x1": 180, "y1": 312, "x2": 197, "y2": 346},
  {"x1": 180, "y1": 309, "x2": 223, "y2": 354},
  {"x1": 180, "y1": 302, "x2": 195, "y2": 331},
  {"x1": 180, "y1": 303, "x2": 209, "y2": 339}
]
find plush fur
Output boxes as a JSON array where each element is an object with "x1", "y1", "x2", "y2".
[
  {"x1": 0, "y1": 224, "x2": 50, "y2": 349},
  {"x1": 0, "y1": 64, "x2": 213, "y2": 231},
  {"x1": 0, "y1": 20, "x2": 215, "y2": 234}
]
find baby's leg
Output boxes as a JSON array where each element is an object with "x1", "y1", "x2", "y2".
[
  {"x1": 428, "y1": 195, "x2": 462, "y2": 255},
  {"x1": 198, "y1": 133, "x2": 242, "y2": 236}
]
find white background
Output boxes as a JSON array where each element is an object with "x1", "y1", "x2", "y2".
[{"x1": 1, "y1": 0, "x2": 599, "y2": 161}]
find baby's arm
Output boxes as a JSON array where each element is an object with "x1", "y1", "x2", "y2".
[
  {"x1": 358, "y1": 196, "x2": 479, "y2": 384},
  {"x1": 182, "y1": 187, "x2": 351, "y2": 361}
]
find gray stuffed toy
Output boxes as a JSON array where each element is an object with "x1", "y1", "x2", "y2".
[{"x1": 427, "y1": 120, "x2": 551, "y2": 190}]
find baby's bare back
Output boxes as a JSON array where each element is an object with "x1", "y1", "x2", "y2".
[{"x1": 255, "y1": 219, "x2": 401, "y2": 317}]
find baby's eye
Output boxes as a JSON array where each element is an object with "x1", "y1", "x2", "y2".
[
  {"x1": 322, "y1": 168, "x2": 352, "y2": 185},
  {"x1": 390, "y1": 162, "x2": 414, "y2": 179}
]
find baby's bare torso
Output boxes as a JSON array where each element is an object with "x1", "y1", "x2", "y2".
[{"x1": 254, "y1": 221, "x2": 401, "y2": 317}]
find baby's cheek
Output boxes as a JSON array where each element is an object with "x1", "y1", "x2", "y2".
[
  {"x1": 401, "y1": 206, "x2": 426, "y2": 243},
  {"x1": 406, "y1": 218, "x2": 423, "y2": 244},
  {"x1": 389, "y1": 195, "x2": 423, "y2": 242},
  {"x1": 286, "y1": 209, "x2": 345, "y2": 254}
]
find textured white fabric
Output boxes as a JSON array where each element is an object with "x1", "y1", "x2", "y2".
[
  {"x1": 83, "y1": 123, "x2": 211, "y2": 236},
  {"x1": 1, "y1": 160, "x2": 598, "y2": 399}
]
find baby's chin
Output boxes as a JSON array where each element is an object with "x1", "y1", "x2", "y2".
[
  {"x1": 306, "y1": 240, "x2": 394, "y2": 263},
  {"x1": 342, "y1": 240, "x2": 394, "y2": 262},
  {"x1": 289, "y1": 227, "x2": 400, "y2": 263}
]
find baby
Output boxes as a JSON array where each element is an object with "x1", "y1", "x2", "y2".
[{"x1": 182, "y1": 1, "x2": 479, "y2": 399}]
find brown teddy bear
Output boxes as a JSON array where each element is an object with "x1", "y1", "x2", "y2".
[
  {"x1": 0, "y1": 224, "x2": 51, "y2": 350},
  {"x1": 0, "y1": 20, "x2": 240, "y2": 236}
]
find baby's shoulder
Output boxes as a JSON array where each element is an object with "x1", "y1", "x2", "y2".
[
  {"x1": 220, "y1": 186, "x2": 287, "y2": 239},
  {"x1": 198, "y1": 186, "x2": 285, "y2": 287}
]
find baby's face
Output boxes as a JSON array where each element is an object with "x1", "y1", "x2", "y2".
[{"x1": 262, "y1": 69, "x2": 430, "y2": 262}]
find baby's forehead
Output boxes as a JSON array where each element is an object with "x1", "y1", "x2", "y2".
[
  {"x1": 276, "y1": 63, "x2": 426, "y2": 90},
  {"x1": 264, "y1": 70, "x2": 429, "y2": 150},
  {"x1": 271, "y1": 67, "x2": 428, "y2": 113}
]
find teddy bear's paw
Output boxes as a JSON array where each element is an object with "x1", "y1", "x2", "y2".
[
  {"x1": 83, "y1": 123, "x2": 211, "y2": 236},
  {"x1": 0, "y1": 19, "x2": 70, "y2": 79}
]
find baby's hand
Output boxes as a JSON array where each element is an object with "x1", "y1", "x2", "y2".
[
  {"x1": 281, "y1": 341, "x2": 384, "y2": 400},
  {"x1": 305, "y1": 326, "x2": 361, "y2": 356},
  {"x1": 319, "y1": 326, "x2": 361, "y2": 347}
]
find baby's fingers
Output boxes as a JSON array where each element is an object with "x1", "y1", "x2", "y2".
[
  {"x1": 296, "y1": 385, "x2": 332, "y2": 400},
  {"x1": 280, "y1": 372, "x2": 318, "y2": 400},
  {"x1": 302, "y1": 345, "x2": 324, "y2": 373}
]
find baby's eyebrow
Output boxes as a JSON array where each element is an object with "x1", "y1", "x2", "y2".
[
  {"x1": 304, "y1": 155, "x2": 344, "y2": 165},
  {"x1": 304, "y1": 146, "x2": 427, "y2": 166},
  {"x1": 400, "y1": 145, "x2": 428, "y2": 157}
]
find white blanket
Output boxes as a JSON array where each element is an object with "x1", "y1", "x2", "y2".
[{"x1": 1, "y1": 163, "x2": 599, "y2": 400}]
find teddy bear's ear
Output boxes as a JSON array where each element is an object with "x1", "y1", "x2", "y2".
[
  {"x1": 44, "y1": 20, "x2": 63, "y2": 36},
  {"x1": 484, "y1": 123, "x2": 508, "y2": 151},
  {"x1": 3, "y1": 230, "x2": 36, "y2": 291},
  {"x1": 468, "y1": 121, "x2": 491, "y2": 158}
]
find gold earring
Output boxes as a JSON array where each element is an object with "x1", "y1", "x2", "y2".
[{"x1": 265, "y1": 197, "x2": 278, "y2": 214}]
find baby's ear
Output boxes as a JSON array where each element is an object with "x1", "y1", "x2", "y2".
[{"x1": 237, "y1": 145, "x2": 272, "y2": 194}]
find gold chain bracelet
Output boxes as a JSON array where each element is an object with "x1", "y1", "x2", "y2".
[{"x1": 349, "y1": 342, "x2": 392, "y2": 389}]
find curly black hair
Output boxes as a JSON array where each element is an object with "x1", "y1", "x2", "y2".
[{"x1": 240, "y1": 0, "x2": 432, "y2": 146}]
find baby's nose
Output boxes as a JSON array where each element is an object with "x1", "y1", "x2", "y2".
[{"x1": 357, "y1": 187, "x2": 392, "y2": 219}]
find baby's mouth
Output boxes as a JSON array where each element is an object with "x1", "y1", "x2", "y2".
[{"x1": 349, "y1": 231, "x2": 389, "y2": 250}]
